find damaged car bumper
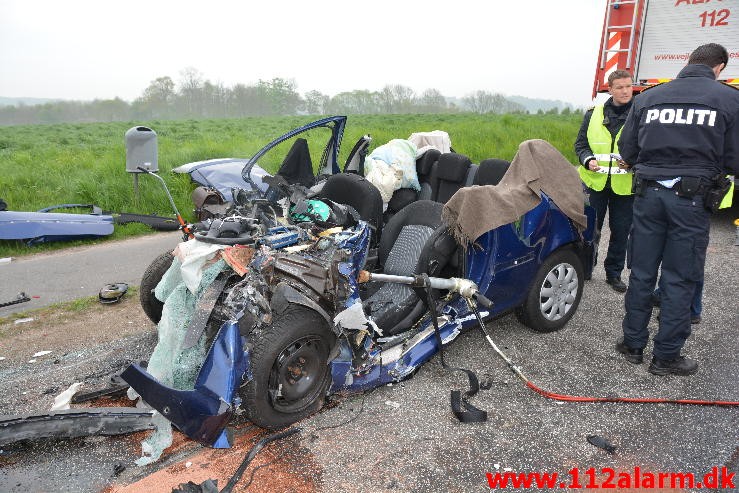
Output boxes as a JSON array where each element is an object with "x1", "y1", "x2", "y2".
[{"x1": 122, "y1": 320, "x2": 249, "y2": 448}]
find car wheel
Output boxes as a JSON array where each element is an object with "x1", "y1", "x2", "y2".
[
  {"x1": 243, "y1": 305, "x2": 335, "y2": 429},
  {"x1": 139, "y1": 250, "x2": 174, "y2": 324},
  {"x1": 515, "y1": 248, "x2": 583, "y2": 332}
]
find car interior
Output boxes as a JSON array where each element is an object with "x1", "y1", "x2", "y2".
[{"x1": 316, "y1": 151, "x2": 512, "y2": 337}]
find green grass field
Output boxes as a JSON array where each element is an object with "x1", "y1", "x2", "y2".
[{"x1": 0, "y1": 113, "x2": 583, "y2": 257}]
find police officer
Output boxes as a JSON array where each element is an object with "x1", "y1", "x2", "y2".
[
  {"x1": 574, "y1": 69, "x2": 634, "y2": 292},
  {"x1": 616, "y1": 43, "x2": 739, "y2": 376}
]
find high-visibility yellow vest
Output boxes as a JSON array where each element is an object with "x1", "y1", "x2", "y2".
[
  {"x1": 580, "y1": 105, "x2": 633, "y2": 195},
  {"x1": 719, "y1": 176, "x2": 734, "y2": 209}
]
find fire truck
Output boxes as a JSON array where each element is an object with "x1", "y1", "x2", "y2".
[{"x1": 593, "y1": 0, "x2": 739, "y2": 97}]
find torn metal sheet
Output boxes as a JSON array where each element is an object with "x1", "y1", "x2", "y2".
[
  {"x1": 333, "y1": 301, "x2": 381, "y2": 336},
  {"x1": 122, "y1": 321, "x2": 248, "y2": 448},
  {"x1": 0, "y1": 407, "x2": 156, "y2": 446}
]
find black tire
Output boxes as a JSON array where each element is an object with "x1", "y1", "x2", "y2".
[
  {"x1": 242, "y1": 306, "x2": 335, "y2": 429},
  {"x1": 139, "y1": 250, "x2": 174, "y2": 324},
  {"x1": 515, "y1": 248, "x2": 584, "y2": 333}
]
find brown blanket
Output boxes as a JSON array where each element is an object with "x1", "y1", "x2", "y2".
[{"x1": 442, "y1": 139, "x2": 586, "y2": 246}]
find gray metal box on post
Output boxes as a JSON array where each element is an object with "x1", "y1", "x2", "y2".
[
  {"x1": 125, "y1": 126, "x2": 158, "y2": 202},
  {"x1": 125, "y1": 126, "x2": 158, "y2": 173}
]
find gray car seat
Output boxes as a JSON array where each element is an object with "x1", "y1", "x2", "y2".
[
  {"x1": 364, "y1": 200, "x2": 457, "y2": 336},
  {"x1": 429, "y1": 153, "x2": 472, "y2": 203}
]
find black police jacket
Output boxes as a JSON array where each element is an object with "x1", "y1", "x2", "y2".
[{"x1": 618, "y1": 64, "x2": 739, "y2": 180}]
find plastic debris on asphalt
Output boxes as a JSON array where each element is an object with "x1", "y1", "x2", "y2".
[
  {"x1": 50, "y1": 382, "x2": 84, "y2": 411},
  {"x1": 587, "y1": 435, "x2": 617, "y2": 454}
]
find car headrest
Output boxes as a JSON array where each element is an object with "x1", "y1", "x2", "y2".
[
  {"x1": 435, "y1": 153, "x2": 471, "y2": 182},
  {"x1": 416, "y1": 149, "x2": 441, "y2": 176},
  {"x1": 474, "y1": 158, "x2": 511, "y2": 186}
]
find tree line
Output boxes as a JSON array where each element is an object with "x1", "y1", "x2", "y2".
[{"x1": 0, "y1": 67, "x2": 577, "y2": 126}]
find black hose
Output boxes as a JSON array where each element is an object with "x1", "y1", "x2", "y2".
[{"x1": 219, "y1": 427, "x2": 300, "y2": 493}]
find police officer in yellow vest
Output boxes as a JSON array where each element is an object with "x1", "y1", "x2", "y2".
[{"x1": 574, "y1": 69, "x2": 635, "y2": 292}]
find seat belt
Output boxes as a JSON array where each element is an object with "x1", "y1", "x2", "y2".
[{"x1": 421, "y1": 275, "x2": 487, "y2": 423}]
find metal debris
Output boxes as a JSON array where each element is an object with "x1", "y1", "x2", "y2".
[
  {"x1": 0, "y1": 408, "x2": 156, "y2": 446},
  {"x1": 587, "y1": 434, "x2": 617, "y2": 454}
]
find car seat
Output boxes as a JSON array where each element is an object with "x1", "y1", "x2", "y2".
[
  {"x1": 416, "y1": 149, "x2": 441, "y2": 200},
  {"x1": 473, "y1": 158, "x2": 510, "y2": 186},
  {"x1": 316, "y1": 173, "x2": 383, "y2": 243},
  {"x1": 429, "y1": 153, "x2": 472, "y2": 203},
  {"x1": 381, "y1": 148, "x2": 442, "y2": 224},
  {"x1": 276, "y1": 138, "x2": 314, "y2": 187},
  {"x1": 363, "y1": 200, "x2": 457, "y2": 336}
]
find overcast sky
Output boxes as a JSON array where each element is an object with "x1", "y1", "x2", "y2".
[{"x1": 0, "y1": 0, "x2": 606, "y2": 107}]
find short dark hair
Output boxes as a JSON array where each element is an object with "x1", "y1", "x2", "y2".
[
  {"x1": 688, "y1": 43, "x2": 729, "y2": 68},
  {"x1": 607, "y1": 70, "x2": 633, "y2": 86}
]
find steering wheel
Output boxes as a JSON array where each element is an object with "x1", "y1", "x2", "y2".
[{"x1": 193, "y1": 216, "x2": 260, "y2": 245}]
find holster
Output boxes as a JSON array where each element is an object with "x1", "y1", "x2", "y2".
[
  {"x1": 674, "y1": 176, "x2": 703, "y2": 199},
  {"x1": 703, "y1": 174, "x2": 732, "y2": 213},
  {"x1": 632, "y1": 175, "x2": 646, "y2": 196}
]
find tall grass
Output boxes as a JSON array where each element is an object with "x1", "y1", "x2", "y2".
[{"x1": 0, "y1": 114, "x2": 582, "y2": 257}]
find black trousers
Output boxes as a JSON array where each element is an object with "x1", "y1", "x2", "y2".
[
  {"x1": 622, "y1": 185, "x2": 710, "y2": 360},
  {"x1": 586, "y1": 186, "x2": 634, "y2": 279}
]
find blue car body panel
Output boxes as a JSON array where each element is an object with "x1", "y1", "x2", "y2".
[{"x1": 0, "y1": 210, "x2": 114, "y2": 245}]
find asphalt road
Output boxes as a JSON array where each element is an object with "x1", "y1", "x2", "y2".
[
  {"x1": 0, "y1": 231, "x2": 183, "y2": 317},
  {"x1": 0, "y1": 211, "x2": 737, "y2": 492}
]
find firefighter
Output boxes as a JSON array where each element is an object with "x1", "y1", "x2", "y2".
[
  {"x1": 574, "y1": 69, "x2": 634, "y2": 293},
  {"x1": 616, "y1": 43, "x2": 739, "y2": 376}
]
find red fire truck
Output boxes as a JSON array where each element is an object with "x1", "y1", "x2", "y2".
[{"x1": 593, "y1": 0, "x2": 739, "y2": 97}]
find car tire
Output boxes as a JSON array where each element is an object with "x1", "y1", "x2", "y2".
[
  {"x1": 243, "y1": 305, "x2": 335, "y2": 429},
  {"x1": 139, "y1": 250, "x2": 174, "y2": 324},
  {"x1": 515, "y1": 248, "x2": 583, "y2": 333}
]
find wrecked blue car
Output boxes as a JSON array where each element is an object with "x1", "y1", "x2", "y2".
[{"x1": 123, "y1": 133, "x2": 595, "y2": 449}]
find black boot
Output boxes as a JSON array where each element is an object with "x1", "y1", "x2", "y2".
[
  {"x1": 648, "y1": 356, "x2": 698, "y2": 376},
  {"x1": 615, "y1": 338, "x2": 643, "y2": 364},
  {"x1": 606, "y1": 277, "x2": 627, "y2": 293}
]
